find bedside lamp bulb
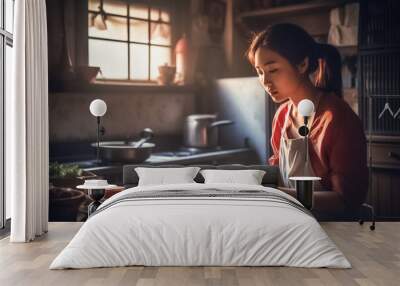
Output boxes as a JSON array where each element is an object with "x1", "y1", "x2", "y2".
[
  {"x1": 90, "y1": 99, "x2": 107, "y2": 117},
  {"x1": 298, "y1": 99, "x2": 315, "y2": 137}
]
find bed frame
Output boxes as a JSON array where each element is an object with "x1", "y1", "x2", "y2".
[
  {"x1": 122, "y1": 164, "x2": 375, "y2": 230},
  {"x1": 123, "y1": 164, "x2": 279, "y2": 189}
]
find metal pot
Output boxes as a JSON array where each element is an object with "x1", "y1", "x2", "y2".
[
  {"x1": 92, "y1": 141, "x2": 155, "y2": 163},
  {"x1": 91, "y1": 128, "x2": 155, "y2": 163},
  {"x1": 183, "y1": 114, "x2": 234, "y2": 148}
]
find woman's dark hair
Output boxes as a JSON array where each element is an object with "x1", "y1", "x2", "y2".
[{"x1": 246, "y1": 23, "x2": 343, "y2": 98}]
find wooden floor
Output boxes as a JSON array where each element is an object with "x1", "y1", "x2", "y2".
[{"x1": 0, "y1": 222, "x2": 399, "y2": 286}]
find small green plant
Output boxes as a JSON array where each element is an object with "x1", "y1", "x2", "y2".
[{"x1": 49, "y1": 162, "x2": 83, "y2": 178}]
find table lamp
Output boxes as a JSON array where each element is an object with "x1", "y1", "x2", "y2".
[
  {"x1": 289, "y1": 99, "x2": 321, "y2": 210},
  {"x1": 298, "y1": 99, "x2": 314, "y2": 168},
  {"x1": 89, "y1": 99, "x2": 107, "y2": 163}
]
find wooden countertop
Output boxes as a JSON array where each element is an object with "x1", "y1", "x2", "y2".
[{"x1": 81, "y1": 147, "x2": 256, "y2": 173}]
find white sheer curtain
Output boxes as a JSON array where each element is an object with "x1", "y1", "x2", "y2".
[{"x1": 7, "y1": 0, "x2": 49, "y2": 242}]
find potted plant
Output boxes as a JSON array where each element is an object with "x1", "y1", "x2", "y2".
[
  {"x1": 50, "y1": 162, "x2": 98, "y2": 188},
  {"x1": 49, "y1": 163, "x2": 98, "y2": 221}
]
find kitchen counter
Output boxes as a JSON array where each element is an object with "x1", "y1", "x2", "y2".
[{"x1": 75, "y1": 147, "x2": 259, "y2": 185}]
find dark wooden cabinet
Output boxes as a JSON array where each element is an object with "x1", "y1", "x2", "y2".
[
  {"x1": 359, "y1": 0, "x2": 400, "y2": 219},
  {"x1": 366, "y1": 137, "x2": 400, "y2": 219},
  {"x1": 367, "y1": 167, "x2": 400, "y2": 219},
  {"x1": 358, "y1": 0, "x2": 400, "y2": 50}
]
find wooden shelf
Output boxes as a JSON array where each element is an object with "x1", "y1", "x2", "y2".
[
  {"x1": 366, "y1": 134, "x2": 400, "y2": 144},
  {"x1": 49, "y1": 80, "x2": 195, "y2": 94},
  {"x1": 236, "y1": 0, "x2": 355, "y2": 22}
]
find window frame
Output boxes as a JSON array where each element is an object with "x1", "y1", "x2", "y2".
[
  {"x1": 1, "y1": 0, "x2": 14, "y2": 230},
  {"x1": 88, "y1": 1, "x2": 173, "y2": 82}
]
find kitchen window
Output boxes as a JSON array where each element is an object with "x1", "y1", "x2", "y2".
[
  {"x1": 1, "y1": 0, "x2": 14, "y2": 230},
  {"x1": 88, "y1": 0, "x2": 172, "y2": 82}
]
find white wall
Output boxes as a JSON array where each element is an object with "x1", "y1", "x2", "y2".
[
  {"x1": 213, "y1": 77, "x2": 269, "y2": 164},
  {"x1": 49, "y1": 91, "x2": 196, "y2": 143}
]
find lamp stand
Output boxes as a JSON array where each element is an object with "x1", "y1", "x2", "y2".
[
  {"x1": 96, "y1": 116, "x2": 101, "y2": 163},
  {"x1": 298, "y1": 116, "x2": 310, "y2": 176},
  {"x1": 87, "y1": 188, "x2": 106, "y2": 216}
]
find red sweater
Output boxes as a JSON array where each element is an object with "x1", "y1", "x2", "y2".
[{"x1": 269, "y1": 94, "x2": 368, "y2": 209}]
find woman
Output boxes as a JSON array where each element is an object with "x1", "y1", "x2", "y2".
[{"x1": 247, "y1": 23, "x2": 368, "y2": 215}]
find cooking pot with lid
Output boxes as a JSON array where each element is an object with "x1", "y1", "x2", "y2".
[{"x1": 183, "y1": 114, "x2": 234, "y2": 148}]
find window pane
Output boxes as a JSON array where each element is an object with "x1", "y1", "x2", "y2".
[
  {"x1": 0, "y1": 0, "x2": 2, "y2": 30},
  {"x1": 161, "y1": 11, "x2": 170, "y2": 22},
  {"x1": 89, "y1": 0, "x2": 127, "y2": 16},
  {"x1": 88, "y1": 0, "x2": 100, "y2": 11},
  {"x1": 130, "y1": 19, "x2": 148, "y2": 43},
  {"x1": 150, "y1": 46, "x2": 171, "y2": 80},
  {"x1": 150, "y1": 23, "x2": 171, "y2": 45},
  {"x1": 89, "y1": 39, "x2": 128, "y2": 79},
  {"x1": 130, "y1": 44, "x2": 149, "y2": 80},
  {"x1": 103, "y1": 0, "x2": 127, "y2": 16},
  {"x1": 5, "y1": 0, "x2": 14, "y2": 33},
  {"x1": 150, "y1": 8, "x2": 159, "y2": 21},
  {"x1": 0, "y1": 40, "x2": 3, "y2": 227},
  {"x1": 5, "y1": 44, "x2": 12, "y2": 219},
  {"x1": 129, "y1": 3, "x2": 148, "y2": 19},
  {"x1": 89, "y1": 14, "x2": 127, "y2": 41},
  {"x1": 150, "y1": 8, "x2": 169, "y2": 22}
]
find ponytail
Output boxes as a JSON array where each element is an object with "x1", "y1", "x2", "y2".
[{"x1": 314, "y1": 43, "x2": 343, "y2": 98}]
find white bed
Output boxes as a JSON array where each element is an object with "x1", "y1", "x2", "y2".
[{"x1": 50, "y1": 183, "x2": 350, "y2": 269}]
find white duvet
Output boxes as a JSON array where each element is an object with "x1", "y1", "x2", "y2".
[{"x1": 50, "y1": 183, "x2": 351, "y2": 269}]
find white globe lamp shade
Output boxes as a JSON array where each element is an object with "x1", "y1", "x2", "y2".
[
  {"x1": 298, "y1": 99, "x2": 315, "y2": 117},
  {"x1": 89, "y1": 99, "x2": 107, "y2": 117}
]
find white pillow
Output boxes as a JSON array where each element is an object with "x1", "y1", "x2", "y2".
[
  {"x1": 135, "y1": 167, "x2": 201, "y2": 186},
  {"x1": 200, "y1": 169, "x2": 266, "y2": 185}
]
